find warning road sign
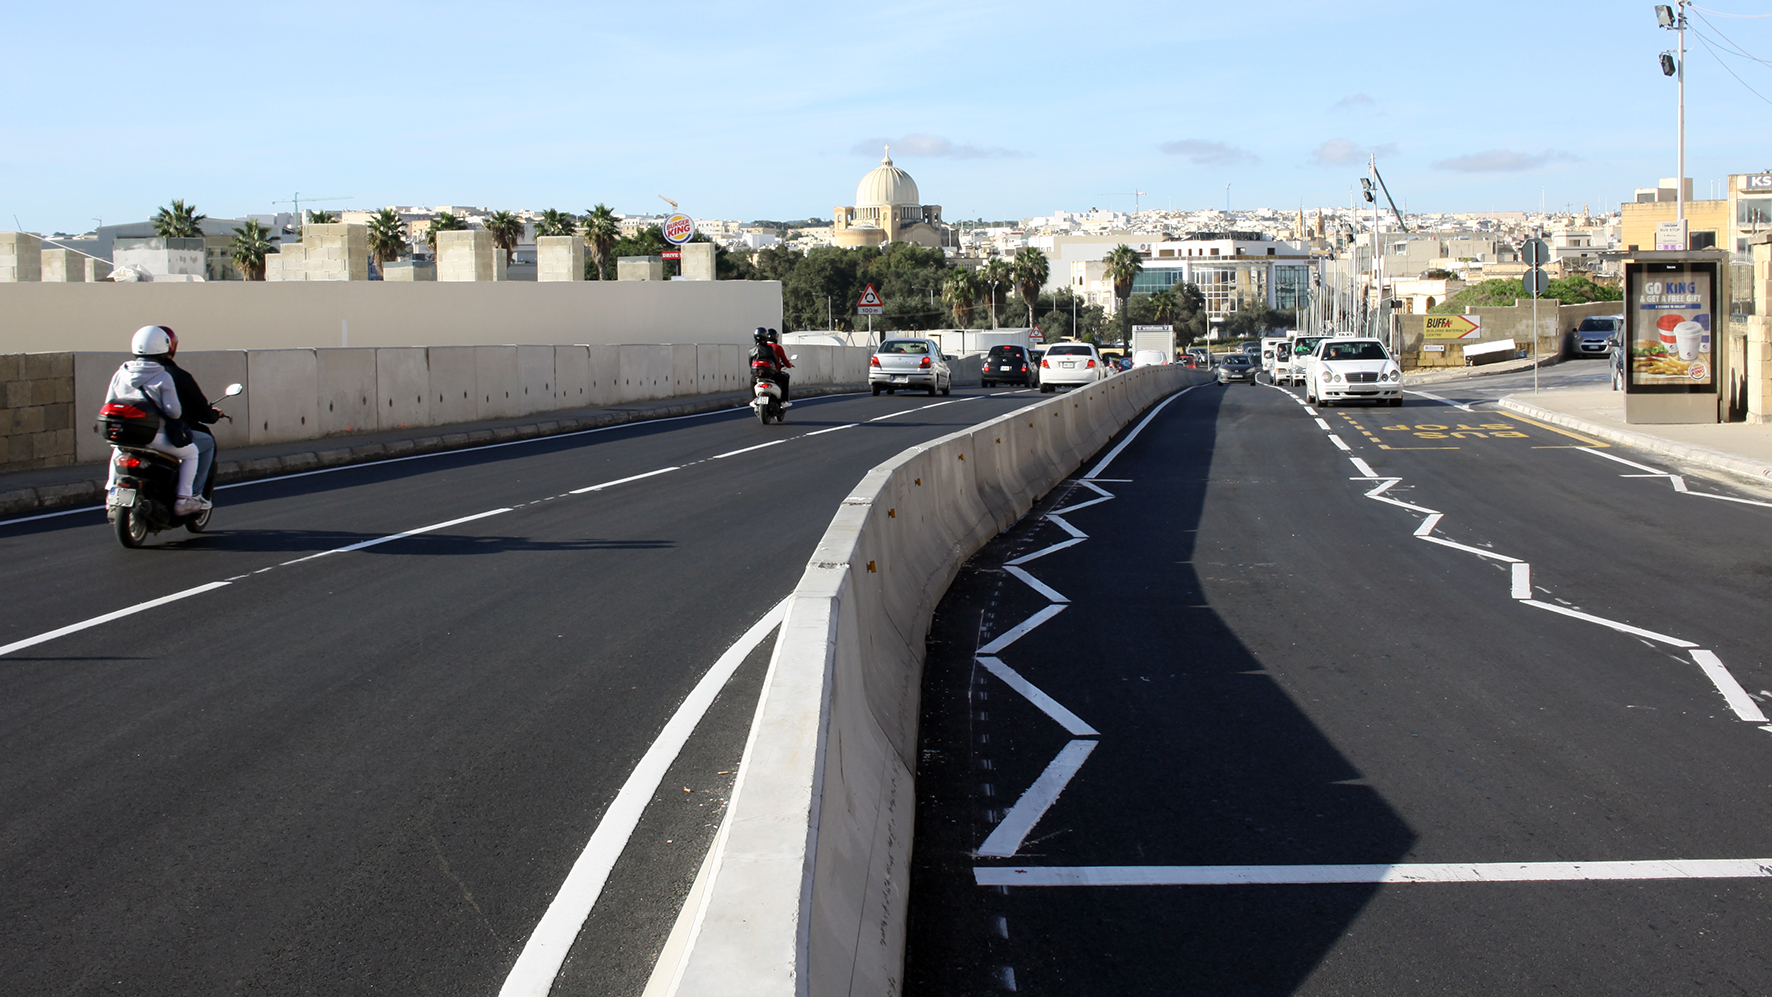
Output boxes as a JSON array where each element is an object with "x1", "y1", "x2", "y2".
[
  {"x1": 1423, "y1": 315, "x2": 1482, "y2": 340},
  {"x1": 857, "y1": 283, "x2": 884, "y2": 315}
]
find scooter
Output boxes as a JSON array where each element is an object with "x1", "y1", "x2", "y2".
[
  {"x1": 749, "y1": 354, "x2": 797, "y2": 425},
  {"x1": 101, "y1": 383, "x2": 243, "y2": 548}
]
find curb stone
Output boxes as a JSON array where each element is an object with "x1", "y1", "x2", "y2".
[
  {"x1": 1498, "y1": 395, "x2": 1772, "y2": 485},
  {"x1": 0, "y1": 384, "x2": 867, "y2": 520}
]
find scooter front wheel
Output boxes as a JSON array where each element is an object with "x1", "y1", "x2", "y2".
[
  {"x1": 112, "y1": 504, "x2": 147, "y2": 548},
  {"x1": 757, "y1": 402, "x2": 770, "y2": 425}
]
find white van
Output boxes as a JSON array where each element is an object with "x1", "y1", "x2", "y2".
[{"x1": 1260, "y1": 336, "x2": 1290, "y2": 383}]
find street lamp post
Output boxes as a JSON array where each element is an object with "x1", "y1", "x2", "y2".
[{"x1": 1657, "y1": 3, "x2": 1688, "y2": 229}]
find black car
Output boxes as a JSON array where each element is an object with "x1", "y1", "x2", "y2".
[
  {"x1": 982, "y1": 344, "x2": 1035, "y2": 387},
  {"x1": 1217, "y1": 353, "x2": 1257, "y2": 384}
]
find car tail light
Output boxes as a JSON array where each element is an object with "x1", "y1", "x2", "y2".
[
  {"x1": 1086, "y1": 359, "x2": 1096, "y2": 368},
  {"x1": 1041, "y1": 358, "x2": 1049, "y2": 367},
  {"x1": 100, "y1": 403, "x2": 147, "y2": 418},
  {"x1": 869, "y1": 356, "x2": 881, "y2": 367},
  {"x1": 919, "y1": 356, "x2": 931, "y2": 368},
  {"x1": 1020, "y1": 365, "x2": 1028, "y2": 372}
]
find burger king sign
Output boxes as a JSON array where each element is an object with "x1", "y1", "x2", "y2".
[{"x1": 663, "y1": 213, "x2": 696, "y2": 246}]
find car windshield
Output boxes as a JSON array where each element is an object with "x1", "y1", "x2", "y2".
[
  {"x1": 879, "y1": 341, "x2": 930, "y2": 355},
  {"x1": 989, "y1": 346, "x2": 1023, "y2": 357},
  {"x1": 1578, "y1": 318, "x2": 1618, "y2": 333},
  {"x1": 1294, "y1": 338, "x2": 1324, "y2": 355},
  {"x1": 1223, "y1": 355, "x2": 1252, "y2": 366},
  {"x1": 1047, "y1": 345, "x2": 1092, "y2": 356},
  {"x1": 1323, "y1": 342, "x2": 1388, "y2": 361}
]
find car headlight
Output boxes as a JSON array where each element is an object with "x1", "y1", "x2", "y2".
[
  {"x1": 1320, "y1": 370, "x2": 1332, "y2": 381},
  {"x1": 1331, "y1": 372, "x2": 1344, "y2": 383},
  {"x1": 1386, "y1": 369, "x2": 1400, "y2": 382}
]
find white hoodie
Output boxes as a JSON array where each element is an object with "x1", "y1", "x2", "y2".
[{"x1": 105, "y1": 358, "x2": 183, "y2": 420}]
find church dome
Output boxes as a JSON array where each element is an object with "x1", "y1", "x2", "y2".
[{"x1": 855, "y1": 148, "x2": 920, "y2": 208}]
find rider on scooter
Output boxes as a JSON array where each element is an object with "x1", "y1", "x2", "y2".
[
  {"x1": 765, "y1": 328, "x2": 792, "y2": 401},
  {"x1": 751, "y1": 326, "x2": 791, "y2": 402},
  {"x1": 104, "y1": 326, "x2": 207, "y2": 516},
  {"x1": 153, "y1": 327, "x2": 226, "y2": 499}
]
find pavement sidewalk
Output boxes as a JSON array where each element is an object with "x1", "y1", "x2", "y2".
[
  {"x1": 1404, "y1": 352, "x2": 1557, "y2": 386},
  {"x1": 1500, "y1": 387, "x2": 1772, "y2": 485},
  {"x1": 0, "y1": 383, "x2": 867, "y2": 520}
]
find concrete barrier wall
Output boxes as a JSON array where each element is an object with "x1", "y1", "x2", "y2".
[
  {"x1": 0, "y1": 279, "x2": 783, "y2": 354},
  {"x1": 61, "y1": 343, "x2": 869, "y2": 464},
  {"x1": 662, "y1": 366, "x2": 1211, "y2": 997}
]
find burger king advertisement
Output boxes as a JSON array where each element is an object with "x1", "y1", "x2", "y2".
[{"x1": 1628, "y1": 265, "x2": 1714, "y2": 390}]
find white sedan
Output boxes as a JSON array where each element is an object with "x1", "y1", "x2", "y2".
[
  {"x1": 1038, "y1": 342, "x2": 1106, "y2": 391},
  {"x1": 1305, "y1": 337, "x2": 1403, "y2": 407},
  {"x1": 869, "y1": 338, "x2": 952, "y2": 396}
]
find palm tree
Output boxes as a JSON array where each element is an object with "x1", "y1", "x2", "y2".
[
  {"x1": 367, "y1": 208, "x2": 410, "y2": 267},
  {"x1": 151, "y1": 199, "x2": 205, "y2": 238},
  {"x1": 1013, "y1": 247, "x2": 1050, "y2": 330},
  {"x1": 534, "y1": 209, "x2": 577, "y2": 238},
  {"x1": 1102, "y1": 244, "x2": 1144, "y2": 344},
  {"x1": 979, "y1": 257, "x2": 1014, "y2": 328},
  {"x1": 424, "y1": 212, "x2": 469, "y2": 254},
  {"x1": 305, "y1": 209, "x2": 339, "y2": 224},
  {"x1": 941, "y1": 268, "x2": 979, "y2": 327},
  {"x1": 1149, "y1": 287, "x2": 1179, "y2": 326},
  {"x1": 228, "y1": 219, "x2": 273, "y2": 280},
  {"x1": 485, "y1": 210, "x2": 524, "y2": 267},
  {"x1": 581, "y1": 204, "x2": 620, "y2": 280}
]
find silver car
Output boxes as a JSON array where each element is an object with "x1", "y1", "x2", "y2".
[{"x1": 869, "y1": 338, "x2": 952, "y2": 396}]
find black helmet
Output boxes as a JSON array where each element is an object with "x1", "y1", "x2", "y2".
[
  {"x1": 754, "y1": 326, "x2": 770, "y2": 345},
  {"x1": 767, "y1": 328, "x2": 780, "y2": 344}
]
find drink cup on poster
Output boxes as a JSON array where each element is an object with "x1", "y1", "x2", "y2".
[
  {"x1": 1656, "y1": 313, "x2": 1682, "y2": 349},
  {"x1": 1674, "y1": 321, "x2": 1704, "y2": 360}
]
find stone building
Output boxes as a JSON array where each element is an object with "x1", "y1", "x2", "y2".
[{"x1": 833, "y1": 148, "x2": 949, "y2": 249}]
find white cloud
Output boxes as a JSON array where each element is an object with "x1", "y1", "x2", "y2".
[
  {"x1": 1157, "y1": 139, "x2": 1259, "y2": 166},
  {"x1": 850, "y1": 134, "x2": 1025, "y2": 159},
  {"x1": 1431, "y1": 149, "x2": 1577, "y2": 172},
  {"x1": 1331, "y1": 93, "x2": 1374, "y2": 110}
]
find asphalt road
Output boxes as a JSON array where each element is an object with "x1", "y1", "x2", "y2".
[
  {"x1": 0, "y1": 385, "x2": 1051, "y2": 997},
  {"x1": 906, "y1": 376, "x2": 1772, "y2": 995}
]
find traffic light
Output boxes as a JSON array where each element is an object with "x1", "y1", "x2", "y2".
[
  {"x1": 1660, "y1": 52, "x2": 1678, "y2": 76},
  {"x1": 1361, "y1": 178, "x2": 1375, "y2": 203}
]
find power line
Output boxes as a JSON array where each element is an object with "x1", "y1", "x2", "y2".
[
  {"x1": 1691, "y1": 8, "x2": 1772, "y2": 66},
  {"x1": 1692, "y1": 4, "x2": 1772, "y2": 17},
  {"x1": 1691, "y1": 27, "x2": 1772, "y2": 107}
]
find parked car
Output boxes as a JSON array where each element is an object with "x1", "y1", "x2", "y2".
[
  {"x1": 1305, "y1": 337, "x2": 1403, "y2": 407},
  {"x1": 869, "y1": 337, "x2": 952, "y2": 396},
  {"x1": 981, "y1": 344, "x2": 1036, "y2": 388},
  {"x1": 1570, "y1": 315, "x2": 1624, "y2": 359},
  {"x1": 1217, "y1": 353, "x2": 1258, "y2": 385},
  {"x1": 1038, "y1": 342, "x2": 1105, "y2": 392}
]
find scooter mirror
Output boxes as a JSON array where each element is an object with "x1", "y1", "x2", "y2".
[
  {"x1": 223, "y1": 383, "x2": 244, "y2": 396},
  {"x1": 790, "y1": 354, "x2": 799, "y2": 360}
]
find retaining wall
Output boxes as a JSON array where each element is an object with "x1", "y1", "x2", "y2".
[
  {"x1": 659, "y1": 365, "x2": 1210, "y2": 996},
  {"x1": 0, "y1": 352, "x2": 75, "y2": 472},
  {"x1": 46, "y1": 344, "x2": 868, "y2": 464},
  {"x1": 1399, "y1": 300, "x2": 1622, "y2": 367}
]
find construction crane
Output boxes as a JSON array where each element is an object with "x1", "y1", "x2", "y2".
[
  {"x1": 271, "y1": 193, "x2": 353, "y2": 231},
  {"x1": 658, "y1": 195, "x2": 679, "y2": 210},
  {"x1": 1100, "y1": 190, "x2": 1148, "y2": 213}
]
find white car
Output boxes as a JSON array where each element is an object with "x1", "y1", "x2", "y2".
[
  {"x1": 869, "y1": 338, "x2": 952, "y2": 396},
  {"x1": 1305, "y1": 337, "x2": 1403, "y2": 407},
  {"x1": 1131, "y1": 349, "x2": 1168, "y2": 367},
  {"x1": 1038, "y1": 342, "x2": 1105, "y2": 391}
]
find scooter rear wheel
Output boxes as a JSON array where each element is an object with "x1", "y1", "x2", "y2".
[
  {"x1": 186, "y1": 504, "x2": 212, "y2": 533},
  {"x1": 757, "y1": 403, "x2": 770, "y2": 425},
  {"x1": 113, "y1": 504, "x2": 147, "y2": 548}
]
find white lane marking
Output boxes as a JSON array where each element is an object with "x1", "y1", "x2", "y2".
[
  {"x1": 867, "y1": 399, "x2": 956, "y2": 422},
  {"x1": 975, "y1": 740, "x2": 1097, "y2": 859},
  {"x1": 978, "y1": 604, "x2": 1067, "y2": 655},
  {"x1": 498, "y1": 598, "x2": 789, "y2": 997},
  {"x1": 1364, "y1": 478, "x2": 1440, "y2": 516},
  {"x1": 1088, "y1": 478, "x2": 1135, "y2": 483},
  {"x1": 1045, "y1": 514, "x2": 1088, "y2": 540},
  {"x1": 1349, "y1": 457, "x2": 1376, "y2": 477},
  {"x1": 1579, "y1": 447, "x2": 1668, "y2": 474},
  {"x1": 1004, "y1": 566, "x2": 1068, "y2": 603},
  {"x1": 977, "y1": 656, "x2": 1098, "y2": 736},
  {"x1": 973, "y1": 858, "x2": 1772, "y2": 887},
  {"x1": 1328, "y1": 435, "x2": 1351, "y2": 451},
  {"x1": 1511, "y1": 563, "x2": 1533, "y2": 599},
  {"x1": 1304, "y1": 406, "x2": 1318, "y2": 416},
  {"x1": 1583, "y1": 446, "x2": 1772, "y2": 507},
  {"x1": 1403, "y1": 389, "x2": 1475, "y2": 412},
  {"x1": 708, "y1": 439, "x2": 786, "y2": 460},
  {"x1": 1414, "y1": 513, "x2": 1443, "y2": 537},
  {"x1": 569, "y1": 466, "x2": 680, "y2": 494},
  {"x1": 1690, "y1": 650, "x2": 1771, "y2": 722},
  {"x1": 1689, "y1": 490, "x2": 1772, "y2": 509},
  {"x1": 1417, "y1": 535, "x2": 1522, "y2": 564},
  {"x1": 1083, "y1": 384, "x2": 1200, "y2": 479},
  {"x1": 0, "y1": 581, "x2": 232, "y2": 658},
  {"x1": 1006, "y1": 538, "x2": 1085, "y2": 565},
  {"x1": 279, "y1": 507, "x2": 513, "y2": 565},
  {"x1": 1314, "y1": 418, "x2": 1332, "y2": 431},
  {"x1": 1520, "y1": 599, "x2": 1697, "y2": 648},
  {"x1": 0, "y1": 504, "x2": 103, "y2": 526},
  {"x1": 801, "y1": 423, "x2": 860, "y2": 437},
  {"x1": 1049, "y1": 495, "x2": 1112, "y2": 515}
]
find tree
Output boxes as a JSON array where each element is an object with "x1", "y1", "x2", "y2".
[
  {"x1": 980, "y1": 258, "x2": 1013, "y2": 328},
  {"x1": 367, "y1": 208, "x2": 410, "y2": 267},
  {"x1": 485, "y1": 210, "x2": 524, "y2": 267},
  {"x1": 1149, "y1": 287, "x2": 1180, "y2": 327},
  {"x1": 305, "y1": 209, "x2": 339, "y2": 224},
  {"x1": 151, "y1": 199, "x2": 205, "y2": 238},
  {"x1": 1102, "y1": 244, "x2": 1143, "y2": 344},
  {"x1": 425, "y1": 211, "x2": 468, "y2": 253},
  {"x1": 942, "y1": 268, "x2": 979, "y2": 327},
  {"x1": 228, "y1": 219, "x2": 273, "y2": 281},
  {"x1": 1222, "y1": 302, "x2": 1287, "y2": 341},
  {"x1": 582, "y1": 204, "x2": 621, "y2": 280},
  {"x1": 534, "y1": 208, "x2": 577, "y2": 238},
  {"x1": 1013, "y1": 247, "x2": 1050, "y2": 331},
  {"x1": 1173, "y1": 282, "x2": 1208, "y2": 346}
]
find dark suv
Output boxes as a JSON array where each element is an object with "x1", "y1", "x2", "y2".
[{"x1": 982, "y1": 344, "x2": 1035, "y2": 387}]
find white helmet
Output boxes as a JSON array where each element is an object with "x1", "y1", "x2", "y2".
[{"x1": 131, "y1": 325, "x2": 173, "y2": 356}]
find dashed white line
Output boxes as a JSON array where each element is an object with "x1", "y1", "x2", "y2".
[
  {"x1": 1315, "y1": 418, "x2": 1332, "y2": 431},
  {"x1": 1511, "y1": 563, "x2": 1533, "y2": 599},
  {"x1": 1690, "y1": 650, "x2": 1770, "y2": 722},
  {"x1": 1328, "y1": 435, "x2": 1351, "y2": 451},
  {"x1": 1519, "y1": 600, "x2": 1696, "y2": 648},
  {"x1": 1349, "y1": 457, "x2": 1376, "y2": 477},
  {"x1": 975, "y1": 740, "x2": 1097, "y2": 859},
  {"x1": 280, "y1": 507, "x2": 513, "y2": 565},
  {"x1": 0, "y1": 581, "x2": 233, "y2": 658},
  {"x1": 569, "y1": 466, "x2": 680, "y2": 494},
  {"x1": 707, "y1": 439, "x2": 786, "y2": 459}
]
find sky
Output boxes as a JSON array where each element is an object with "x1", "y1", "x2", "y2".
[{"x1": 5, "y1": 0, "x2": 1772, "y2": 233}]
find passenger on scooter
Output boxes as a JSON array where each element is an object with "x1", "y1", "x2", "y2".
[
  {"x1": 766, "y1": 328, "x2": 793, "y2": 401},
  {"x1": 751, "y1": 327, "x2": 788, "y2": 400},
  {"x1": 152, "y1": 326, "x2": 226, "y2": 496},
  {"x1": 104, "y1": 326, "x2": 207, "y2": 516}
]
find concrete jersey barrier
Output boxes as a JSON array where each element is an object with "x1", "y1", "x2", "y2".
[{"x1": 658, "y1": 365, "x2": 1211, "y2": 996}]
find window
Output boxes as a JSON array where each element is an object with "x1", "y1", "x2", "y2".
[{"x1": 879, "y1": 340, "x2": 930, "y2": 354}]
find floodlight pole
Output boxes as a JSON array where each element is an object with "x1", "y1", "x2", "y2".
[{"x1": 1678, "y1": 1, "x2": 1686, "y2": 225}]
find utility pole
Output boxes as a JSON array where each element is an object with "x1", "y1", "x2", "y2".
[{"x1": 1657, "y1": 3, "x2": 1688, "y2": 228}]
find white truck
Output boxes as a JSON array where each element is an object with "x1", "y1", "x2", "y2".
[
  {"x1": 1261, "y1": 336, "x2": 1291, "y2": 382},
  {"x1": 1130, "y1": 325, "x2": 1176, "y2": 364}
]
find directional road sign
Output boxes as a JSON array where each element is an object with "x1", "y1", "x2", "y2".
[
  {"x1": 1423, "y1": 314, "x2": 1482, "y2": 340},
  {"x1": 857, "y1": 283, "x2": 884, "y2": 316}
]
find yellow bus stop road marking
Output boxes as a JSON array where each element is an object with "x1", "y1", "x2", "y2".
[{"x1": 1502, "y1": 413, "x2": 1611, "y2": 448}]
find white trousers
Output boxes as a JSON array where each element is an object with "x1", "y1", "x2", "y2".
[{"x1": 108, "y1": 433, "x2": 199, "y2": 497}]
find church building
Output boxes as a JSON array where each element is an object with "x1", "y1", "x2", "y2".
[{"x1": 833, "y1": 147, "x2": 950, "y2": 249}]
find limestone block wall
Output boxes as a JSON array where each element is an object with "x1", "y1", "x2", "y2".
[
  {"x1": 84, "y1": 258, "x2": 112, "y2": 282},
  {"x1": 383, "y1": 261, "x2": 436, "y2": 281},
  {"x1": 41, "y1": 248, "x2": 85, "y2": 282},
  {"x1": 265, "y1": 244, "x2": 305, "y2": 282},
  {"x1": 537, "y1": 236, "x2": 584, "y2": 281},
  {"x1": 437, "y1": 230, "x2": 502, "y2": 282},
  {"x1": 1, "y1": 232, "x2": 42, "y2": 282},
  {"x1": 1748, "y1": 241, "x2": 1772, "y2": 424},
  {"x1": 617, "y1": 256, "x2": 664, "y2": 281},
  {"x1": 300, "y1": 223, "x2": 369, "y2": 281},
  {"x1": 680, "y1": 243, "x2": 715, "y2": 281},
  {"x1": 1, "y1": 352, "x2": 74, "y2": 471}
]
